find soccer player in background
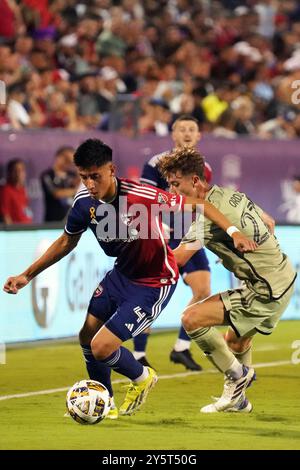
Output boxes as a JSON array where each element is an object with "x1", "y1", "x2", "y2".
[
  {"x1": 3, "y1": 139, "x2": 255, "y2": 418},
  {"x1": 136, "y1": 114, "x2": 212, "y2": 371},
  {"x1": 158, "y1": 147, "x2": 296, "y2": 413}
]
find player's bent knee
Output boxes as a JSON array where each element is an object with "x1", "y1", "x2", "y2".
[
  {"x1": 90, "y1": 338, "x2": 115, "y2": 361},
  {"x1": 182, "y1": 306, "x2": 203, "y2": 331}
]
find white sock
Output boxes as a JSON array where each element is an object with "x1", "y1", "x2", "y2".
[
  {"x1": 133, "y1": 351, "x2": 146, "y2": 360},
  {"x1": 134, "y1": 366, "x2": 149, "y2": 383},
  {"x1": 110, "y1": 396, "x2": 115, "y2": 408},
  {"x1": 174, "y1": 339, "x2": 190, "y2": 352},
  {"x1": 225, "y1": 358, "x2": 244, "y2": 381}
]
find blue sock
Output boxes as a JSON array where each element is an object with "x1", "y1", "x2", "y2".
[
  {"x1": 81, "y1": 344, "x2": 113, "y2": 397},
  {"x1": 133, "y1": 332, "x2": 149, "y2": 353},
  {"x1": 179, "y1": 325, "x2": 191, "y2": 342},
  {"x1": 101, "y1": 346, "x2": 144, "y2": 381}
]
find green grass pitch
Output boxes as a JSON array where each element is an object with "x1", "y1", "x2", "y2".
[{"x1": 0, "y1": 321, "x2": 300, "y2": 450}]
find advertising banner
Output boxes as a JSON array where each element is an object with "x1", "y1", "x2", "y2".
[{"x1": 0, "y1": 226, "x2": 299, "y2": 343}]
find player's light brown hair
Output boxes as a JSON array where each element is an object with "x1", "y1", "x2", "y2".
[{"x1": 158, "y1": 147, "x2": 205, "y2": 181}]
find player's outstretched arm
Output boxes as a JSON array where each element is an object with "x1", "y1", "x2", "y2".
[
  {"x1": 3, "y1": 232, "x2": 81, "y2": 294},
  {"x1": 184, "y1": 197, "x2": 257, "y2": 253}
]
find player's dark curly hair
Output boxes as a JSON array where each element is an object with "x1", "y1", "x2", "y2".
[
  {"x1": 74, "y1": 139, "x2": 112, "y2": 168},
  {"x1": 158, "y1": 147, "x2": 205, "y2": 180}
]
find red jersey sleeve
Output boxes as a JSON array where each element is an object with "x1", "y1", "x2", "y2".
[{"x1": 119, "y1": 178, "x2": 185, "y2": 212}]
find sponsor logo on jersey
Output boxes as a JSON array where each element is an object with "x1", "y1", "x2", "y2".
[
  {"x1": 94, "y1": 285, "x2": 103, "y2": 297},
  {"x1": 160, "y1": 278, "x2": 168, "y2": 284},
  {"x1": 125, "y1": 323, "x2": 134, "y2": 332}
]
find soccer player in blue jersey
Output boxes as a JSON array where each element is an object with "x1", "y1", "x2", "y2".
[
  {"x1": 136, "y1": 115, "x2": 212, "y2": 371},
  {"x1": 3, "y1": 139, "x2": 256, "y2": 418}
]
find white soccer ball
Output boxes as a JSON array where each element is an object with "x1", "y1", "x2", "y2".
[{"x1": 66, "y1": 380, "x2": 111, "y2": 425}]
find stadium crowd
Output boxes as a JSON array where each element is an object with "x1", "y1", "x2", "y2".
[{"x1": 1, "y1": 0, "x2": 300, "y2": 138}]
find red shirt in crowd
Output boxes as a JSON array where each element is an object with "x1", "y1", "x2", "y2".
[{"x1": 0, "y1": 184, "x2": 32, "y2": 223}]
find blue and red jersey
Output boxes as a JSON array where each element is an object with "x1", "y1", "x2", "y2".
[{"x1": 65, "y1": 178, "x2": 185, "y2": 288}]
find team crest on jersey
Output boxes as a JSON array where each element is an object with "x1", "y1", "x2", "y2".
[
  {"x1": 93, "y1": 285, "x2": 103, "y2": 297},
  {"x1": 157, "y1": 193, "x2": 168, "y2": 204}
]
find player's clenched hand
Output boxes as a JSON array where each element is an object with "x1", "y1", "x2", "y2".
[
  {"x1": 3, "y1": 274, "x2": 29, "y2": 294},
  {"x1": 232, "y1": 232, "x2": 257, "y2": 252}
]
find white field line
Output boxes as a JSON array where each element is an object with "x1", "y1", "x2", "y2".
[{"x1": 0, "y1": 359, "x2": 293, "y2": 402}]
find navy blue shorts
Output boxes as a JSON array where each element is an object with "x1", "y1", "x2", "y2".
[
  {"x1": 88, "y1": 269, "x2": 176, "y2": 341},
  {"x1": 169, "y1": 239, "x2": 210, "y2": 278}
]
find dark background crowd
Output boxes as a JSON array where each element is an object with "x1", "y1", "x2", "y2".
[{"x1": 1, "y1": 0, "x2": 300, "y2": 138}]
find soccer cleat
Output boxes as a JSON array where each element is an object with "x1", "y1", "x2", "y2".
[
  {"x1": 137, "y1": 356, "x2": 155, "y2": 370},
  {"x1": 106, "y1": 406, "x2": 119, "y2": 420},
  {"x1": 225, "y1": 394, "x2": 253, "y2": 413},
  {"x1": 200, "y1": 366, "x2": 255, "y2": 413},
  {"x1": 202, "y1": 394, "x2": 253, "y2": 413},
  {"x1": 170, "y1": 349, "x2": 202, "y2": 371},
  {"x1": 119, "y1": 367, "x2": 158, "y2": 416}
]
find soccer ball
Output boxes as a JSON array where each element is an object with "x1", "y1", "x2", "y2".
[{"x1": 66, "y1": 379, "x2": 111, "y2": 425}]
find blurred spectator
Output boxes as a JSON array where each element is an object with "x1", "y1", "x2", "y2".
[
  {"x1": 258, "y1": 109, "x2": 298, "y2": 139},
  {"x1": 1, "y1": 0, "x2": 300, "y2": 137},
  {"x1": 231, "y1": 95, "x2": 256, "y2": 135},
  {"x1": 40, "y1": 146, "x2": 79, "y2": 222},
  {"x1": 0, "y1": 0, "x2": 25, "y2": 38},
  {"x1": 43, "y1": 90, "x2": 69, "y2": 128},
  {"x1": 7, "y1": 82, "x2": 31, "y2": 129},
  {"x1": 139, "y1": 98, "x2": 172, "y2": 136},
  {"x1": 280, "y1": 175, "x2": 300, "y2": 223},
  {"x1": 212, "y1": 108, "x2": 238, "y2": 138},
  {"x1": 0, "y1": 159, "x2": 32, "y2": 224}
]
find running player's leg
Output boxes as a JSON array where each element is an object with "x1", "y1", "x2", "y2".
[
  {"x1": 79, "y1": 277, "x2": 117, "y2": 400},
  {"x1": 225, "y1": 327, "x2": 254, "y2": 367},
  {"x1": 78, "y1": 313, "x2": 118, "y2": 419},
  {"x1": 132, "y1": 327, "x2": 154, "y2": 368},
  {"x1": 181, "y1": 294, "x2": 255, "y2": 411},
  {"x1": 91, "y1": 278, "x2": 176, "y2": 415},
  {"x1": 170, "y1": 249, "x2": 210, "y2": 371}
]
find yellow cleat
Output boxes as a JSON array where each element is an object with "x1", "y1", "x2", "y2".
[
  {"x1": 105, "y1": 406, "x2": 119, "y2": 420},
  {"x1": 119, "y1": 367, "x2": 158, "y2": 416}
]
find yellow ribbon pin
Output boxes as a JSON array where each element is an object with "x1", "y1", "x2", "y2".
[{"x1": 90, "y1": 207, "x2": 96, "y2": 219}]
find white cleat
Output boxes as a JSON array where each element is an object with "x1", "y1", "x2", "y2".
[
  {"x1": 201, "y1": 394, "x2": 253, "y2": 413},
  {"x1": 225, "y1": 394, "x2": 253, "y2": 413},
  {"x1": 201, "y1": 366, "x2": 255, "y2": 413}
]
